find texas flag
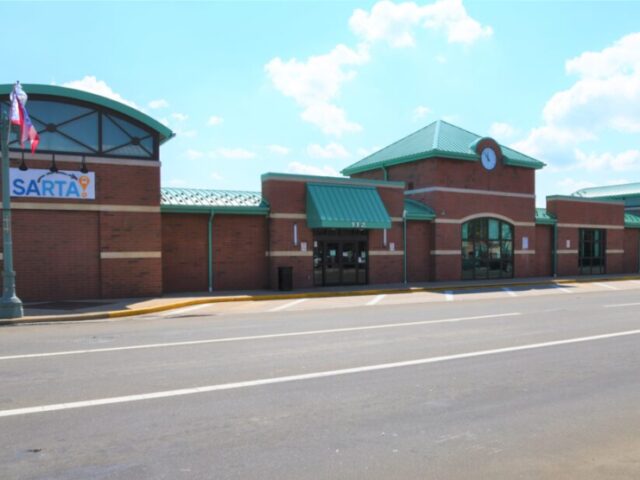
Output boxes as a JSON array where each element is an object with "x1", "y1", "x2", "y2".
[{"x1": 10, "y1": 82, "x2": 40, "y2": 153}]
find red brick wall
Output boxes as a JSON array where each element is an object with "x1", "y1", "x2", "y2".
[
  {"x1": 161, "y1": 213, "x2": 269, "y2": 293},
  {"x1": 548, "y1": 198, "x2": 625, "y2": 276},
  {"x1": 213, "y1": 215, "x2": 268, "y2": 290},
  {"x1": 1, "y1": 155, "x2": 163, "y2": 301},
  {"x1": 161, "y1": 214, "x2": 208, "y2": 293},
  {"x1": 623, "y1": 229, "x2": 639, "y2": 273},
  {"x1": 535, "y1": 225, "x2": 553, "y2": 277},
  {"x1": 0, "y1": 210, "x2": 100, "y2": 301},
  {"x1": 407, "y1": 221, "x2": 432, "y2": 282}
]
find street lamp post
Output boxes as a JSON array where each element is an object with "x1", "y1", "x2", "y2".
[{"x1": 0, "y1": 101, "x2": 23, "y2": 319}]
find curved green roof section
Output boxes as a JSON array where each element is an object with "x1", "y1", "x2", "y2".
[
  {"x1": 160, "y1": 187, "x2": 269, "y2": 215},
  {"x1": 342, "y1": 120, "x2": 545, "y2": 175},
  {"x1": 573, "y1": 182, "x2": 640, "y2": 199},
  {"x1": 0, "y1": 83, "x2": 174, "y2": 144},
  {"x1": 404, "y1": 199, "x2": 435, "y2": 221}
]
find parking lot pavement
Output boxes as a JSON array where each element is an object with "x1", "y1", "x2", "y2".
[
  {"x1": 1, "y1": 279, "x2": 640, "y2": 479},
  {"x1": 151, "y1": 279, "x2": 640, "y2": 319}
]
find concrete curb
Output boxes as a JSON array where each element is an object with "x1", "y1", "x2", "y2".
[{"x1": 4, "y1": 275, "x2": 640, "y2": 326}]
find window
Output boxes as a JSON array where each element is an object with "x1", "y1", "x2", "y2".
[
  {"x1": 462, "y1": 218, "x2": 514, "y2": 280},
  {"x1": 2, "y1": 96, "x2": 159, "y2": 159},
  {"x1": 579, "y1": 229, "x2": 606, "y2": 275}
]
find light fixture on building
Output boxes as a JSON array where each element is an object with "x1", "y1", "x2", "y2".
[
  {"x1": 49, "y1": 153, "x2": 58, "y2": 173},
  {"x1": 80, "y1": 155, "x2": 88, "y2": 174},
  {"x1": 293, "y1": 223, "x2": 298, "y2": 246},
  {"x1": 18, "y1": 151, "x2": 28, "y2": 171}
]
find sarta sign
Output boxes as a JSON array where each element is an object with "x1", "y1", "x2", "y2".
[{"x1": 10, "y1": 168, "x2": 95, "y2": 200}]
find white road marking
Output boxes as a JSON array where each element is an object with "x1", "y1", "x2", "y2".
[
  {"x1": 161, "y1": 304, "x2": 212, "y2": 317},
  {"x1": 366, "y1": 295, "x2": 386, "y2": 306},
  {"x1": 268, "y1": 299, "x2": 307, "y2": 312},
  {"x1": 0, "y1": 313, "x2": 521, "y2": 361},
  {"x1": 502, "y1": 287, "x2": 517, "y2": 297},
  {"x1": 2, "y1": 327, "x2": 640, "y2": 418},
  {"x1": 445, "y1": 291, "x2": 454, "y2": 301},
  {"x1": 553, "y1": 285, "x2": 571, "y2": 293},
  {"x1": 593, "y1": 282, "x2": 618, "y2": 290},
  {"x1": 604, "y1": 302, "x2": 640, "y2": 308}
]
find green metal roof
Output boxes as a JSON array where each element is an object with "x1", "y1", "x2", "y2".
[
  {"x1": 535, "y1": 208, "x2": 557, "y2": 225},
  {"x1": 0, "y1": 83, "x2": 174, "y2": 144},
  {"x1": 624, "y1": 212, "x2": 640, "y2": 228},
  {"x1": 341, "y1": 120, "x2": 545, "y2": 175},
  {"x1": 573, "y1": 182, "x2": 640, "y2": 199},
  {"x1": 404, "y1": 199, "x2": 435, "y2": 221},
  {"x1": 306, "y1": 183, "x2": 391, "y2": 229},
  {"x1": 161, "y1": 187, "x2": 269, "y2": 215}
]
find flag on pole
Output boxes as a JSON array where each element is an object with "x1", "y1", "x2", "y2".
[{"x1": 9, "y1": 82, "x2": 40, "y2": 153}]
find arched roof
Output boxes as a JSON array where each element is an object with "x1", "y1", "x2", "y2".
[{"x1": 0, "y1": 83, "x2": 174, "y2": 144}]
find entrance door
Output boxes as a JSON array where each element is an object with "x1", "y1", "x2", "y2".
[{"x1": 313, "y1": 230, "x2": 368, "y2": 286}]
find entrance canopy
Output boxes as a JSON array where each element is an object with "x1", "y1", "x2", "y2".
[{"x1": 306, "y1": 183, "x2": 391, "y2": 229}]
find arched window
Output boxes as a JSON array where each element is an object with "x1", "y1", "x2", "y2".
[
  {"x1": 461, "y1": 218, "x2": 514, "y2": 280},
  {"x1": 2, "y1": 96, "x2": 159, "y2": 159}
]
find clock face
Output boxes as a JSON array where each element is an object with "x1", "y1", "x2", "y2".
[{"x1": 481, "y1": 147, "x2": 497, "y2": 171}]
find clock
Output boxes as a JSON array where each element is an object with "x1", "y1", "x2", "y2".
[{"x1": 480, "y1": 147, "x2": 497, "y2": 171}]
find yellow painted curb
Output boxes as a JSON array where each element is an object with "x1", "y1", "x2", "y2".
[{"x1": 5, "y1": 275, "x2": 639, "y2": 325}]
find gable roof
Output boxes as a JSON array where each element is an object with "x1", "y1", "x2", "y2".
[{"x1": 341, "y1": 120, "x2": 545, "y2": 176}]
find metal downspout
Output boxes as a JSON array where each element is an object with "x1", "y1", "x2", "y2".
[
  {"x1": 552, "y1": 223, "x2": 558, "y2": 277},
  {"x1": 382, "y1": 166, "x2": 388, "y2": 181},
  {"x1": 208, "y1": 211, "x2": 214, "y2": 292},
  {"x1": 403, "y1": 211, "x2": 408, "y2": 284}
]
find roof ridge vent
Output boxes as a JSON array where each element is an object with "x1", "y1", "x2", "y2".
[{"x1": 432, "y1": 120, "x2": 441, "y2": 149}]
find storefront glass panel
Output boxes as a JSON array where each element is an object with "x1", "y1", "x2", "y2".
[
  {"x1": 461, "y1": 218, "x2": 514, "y2": 280},
  {"x1": 313, "y1": 230, "x2": 368, "y2": 286}
]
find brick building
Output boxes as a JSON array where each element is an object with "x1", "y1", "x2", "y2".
[{"x1": 1, "y1": 84, "x2": 639, "y2": 301}]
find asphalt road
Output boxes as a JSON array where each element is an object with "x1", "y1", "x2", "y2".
[{"x1": 1, "y1": 281, "x2": 639, "y2": 479}]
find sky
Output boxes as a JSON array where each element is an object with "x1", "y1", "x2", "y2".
[{"x1": 3, "y1": 1, "x2": 640, "y2": 206}]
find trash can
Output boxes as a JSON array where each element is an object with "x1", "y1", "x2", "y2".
[{"x1": 278, "y1": 266, "x2": 293, "y2": 291}]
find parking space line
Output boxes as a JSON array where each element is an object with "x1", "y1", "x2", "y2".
[
  {"x1": 0, "y1": 312, "x2": 521, "y2": 361},
  {"x1": 445, "y1": 291, "x2": 454, "y2": 301},
  {"x1": 267, "y1": 299, "x2": 307, "y2": 312},
  {"x1": 366, "y1": 295, "x2": 386, "y2": 306},
  {"x1": 3, "y1": 326, "x2": 640, "y2": 418},
  {"x1": 553, "y1": 285, "x2": 571, "y2": 293},
  {"x1": 502, "y1": 287, "x2": 517, "y2": 297},
  {"x1": 161, "y1": 304, "x2": 212, "y2": 317},
  {"x1": 604, "y1": 302, "x2": 640, "y2": 308},
  {"x1": 593, "y1": 282, "x2": 618, "y2": 290}
]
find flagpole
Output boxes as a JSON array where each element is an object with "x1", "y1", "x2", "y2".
[{"x1": 0, "y1": 98, "x2": 23, "y2": 319}]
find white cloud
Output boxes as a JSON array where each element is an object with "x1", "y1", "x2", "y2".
[
  {"x1": 167, "y1": 178, "x2": 188, "y2": 187},
  {"x1": 172, "y1": 112, "x2": 188, "y2": 122},
  {"x1": 267, "y1": 144, "x2": 291, "y2": 155},
  {"x1": 287, "y1": 161, "x2": 340, "y2": 177},
  {"x1": 349, "y1": 0, "x2": 492, "y2": 48},
  {"x1": 62, "y1": 76, "x2": 139, "y2": 109},
  {"x1": 266, "y1": 1, "x2": 490, "y2": 137},
  {"x1": 435, "y1": 54, "x2": 447, "y2": 63},
  {"x1": 514, "y1": 33, "x2": 640, "y2": 167},
  {"x1": 265, "y1": 43, "x2": 368, "y2": 136},
  {"x1": 574, "y1": 148, "x2": 640, "y2": 172},
  {"x1": 489, "y1": 122, "x2": 517, "y2": 140},
  {"x1": 207, "y1": 115, "x2": 224, "y2": 126},
  {"x1": 555, "y1": 177, "x2": 596, "y2": 194},
  {"x1": 159, "y1": 117, "x2": 170, "y2": 127},
  {"x1": 307, "y1": 142, "x2": 351, "y2": 159},
  {"x1": 210, "y1": 148, "x2": 257, "y2": 159},
  {"x1": 211, "y1": 171, "x2": 224, "y2": 181},
  {"x1": 148, "y1": 99, "x2": 169, "y2": 109},
  {"x1": 174, "y1": 128, "x2": 197, "y2": 138},
  {"x1": 184, "y1": 149, "x2": 204, "y2": 160},
  {"x1": 300, "y1": 103, "x2": 363, "y2": 136},
  {"x1": 413, "y1": 105, "x2": 431, "y2": 120}
]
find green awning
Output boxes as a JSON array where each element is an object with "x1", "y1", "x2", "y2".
[
  {"x1": 306, "y1": 183, "x2": 391, "y2": 229},
  {"x1": 404, "y1": 199, "x2": 435, "y2": 221}
]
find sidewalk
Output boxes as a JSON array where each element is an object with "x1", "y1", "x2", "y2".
[{"x1": 4, "y1": 273, "x2": 640, "y2": 325}]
